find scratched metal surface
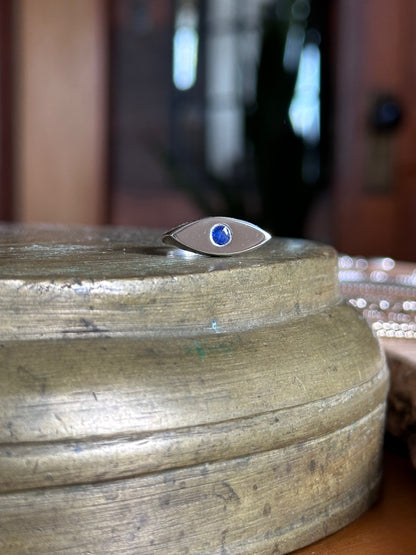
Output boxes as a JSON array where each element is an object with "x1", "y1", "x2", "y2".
[{"x1": 0, "y1": 224, "x2": 387, "y2": 555}]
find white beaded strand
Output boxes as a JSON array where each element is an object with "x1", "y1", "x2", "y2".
[{"x1": 339, "y1": 256, "x2": 416, "y2": 340}]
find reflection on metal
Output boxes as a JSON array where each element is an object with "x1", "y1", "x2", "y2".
[
  {"x1": 173, "y1": 2, "x2": 199, "y2": 91},
  {"x1": 289, "y1": 42, "x2": 321, "y2": 144},
  {"x1": 205, "y1": 0, "x2": 243, "y2": 179},
  {"x1": 283, "y1": 23, "x2": 305, "y2": 72}
]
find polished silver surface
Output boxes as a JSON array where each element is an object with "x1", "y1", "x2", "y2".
[{"x1": 162, "y1": 217, "x2": 272, "y2": 256}]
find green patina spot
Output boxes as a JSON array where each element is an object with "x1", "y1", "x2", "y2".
[
  {"x1": 193, "y1": 340, "x2": 206, "y2": 360},
  {"x1": 184, "y1": 340, "x2": 233, "y2": 360},
  {"x1": 210, "y1": 342, "x2": 233, "y2": 355},
  {"x1": 184, "y1": 340, "x2": 206, "y2": 360}
]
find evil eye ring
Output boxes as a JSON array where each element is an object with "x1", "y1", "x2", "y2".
[{"x1": 162, "y1": 217, "x2": 271, "y2": 257}]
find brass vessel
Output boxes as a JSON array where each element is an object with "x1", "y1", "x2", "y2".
[{"x1": 0, "y1": 225, "x2": 388, "y2": 554}]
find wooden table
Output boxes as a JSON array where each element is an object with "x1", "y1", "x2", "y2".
[{"x1": 294, "y1": 449, "x2": 416, "y2": 554}]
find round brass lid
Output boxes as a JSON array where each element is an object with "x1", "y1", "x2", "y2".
[{"x1": 0, "y1": 224, "x2": 339, "y2": 340}]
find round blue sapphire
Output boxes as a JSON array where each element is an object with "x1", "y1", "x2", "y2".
[{"x1": 210, "y1": 224, "x2": 232, "y2": 247}]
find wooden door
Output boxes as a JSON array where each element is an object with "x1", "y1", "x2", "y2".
[
  {"x1": 12, "y1": 0, "x2": 109, "y2": 225},
  {"x1": 333, "y1": 0, "x2": 416, "y2": 261}
]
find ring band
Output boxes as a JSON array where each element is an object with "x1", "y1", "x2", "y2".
[{"x1": 162, "y1": 217, "x2": 271, "y2": 257}]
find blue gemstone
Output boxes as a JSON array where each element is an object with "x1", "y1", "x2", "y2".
[{"x1": 211, "y1": 224, "x2": 232, "y2": 246}]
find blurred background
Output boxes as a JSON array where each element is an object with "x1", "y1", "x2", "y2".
[{"x1": 1, "y1": 0, "x2": 415, "y2": 260}]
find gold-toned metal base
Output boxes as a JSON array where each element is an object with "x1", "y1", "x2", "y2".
[{"x1": 0, "y1": 224, "x2": 387, "y2": 554}]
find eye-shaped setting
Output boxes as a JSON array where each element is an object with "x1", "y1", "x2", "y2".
[{"x1": 162, "y1": 217, "x2": 271, "y2": 256}]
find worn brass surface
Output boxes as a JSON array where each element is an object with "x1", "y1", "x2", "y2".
[{"x1": 0, "y1": 224, "x2": 388, "y2": 554}]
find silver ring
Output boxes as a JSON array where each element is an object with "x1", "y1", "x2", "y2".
[{"x1": 162, "y1": 217, "x2": 271, "y2": 256}]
